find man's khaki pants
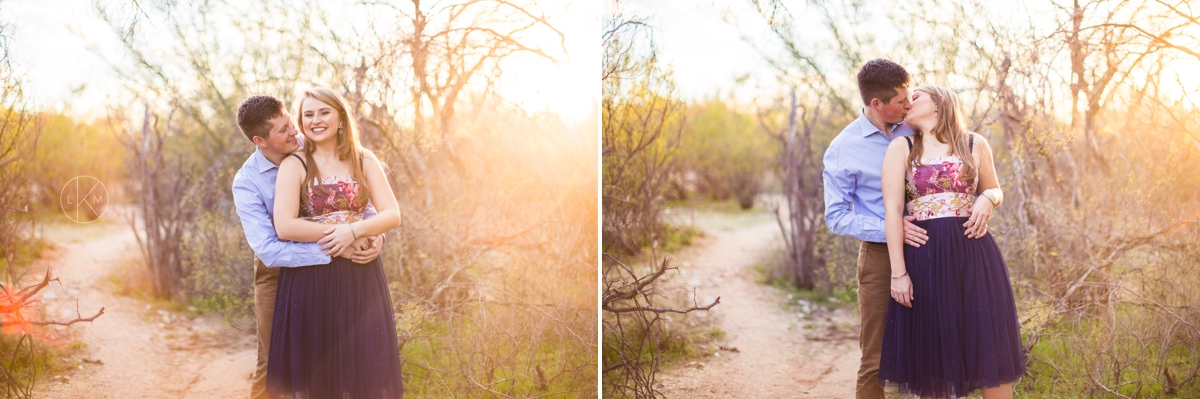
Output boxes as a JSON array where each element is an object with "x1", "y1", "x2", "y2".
[
  {"x1": 250, "y1": 257, "x2": 279, "y2": 399},
  {"x1": 856, "y1": 241, "x2": 891, "y2": 399}
]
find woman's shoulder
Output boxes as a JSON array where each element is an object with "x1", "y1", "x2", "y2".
[
  {"x1": 965, "y1": 132, "x2": 991, "y2": 151},
  {"x1": 887, "y1": 136, "x2": 912, "y2": 152},
  {"x1": 279, "y1": 152, "x2": 305, "y2": 170},
  {"x1": 358, "y1": 148, "x2": 384, "y2": 168},
  {"x1": 359, "y1": 148, "x2": 378, "y2": 160}
]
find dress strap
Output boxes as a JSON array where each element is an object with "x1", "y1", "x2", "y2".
[
  {"x1": 903, "y1": 136, "x2": 913, "y2": 203},
  {"x1": 289, "y1": 153, "x2": 307, "y2": 172},
  {"x1": 969, "y1": 135, "x2": 974, "y2": 153}
]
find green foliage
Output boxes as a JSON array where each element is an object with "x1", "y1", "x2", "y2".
[
  {"x1": 675, "y1": 99, "x2": 771, "y2": 208},
  {"x1": 401, "y1": 301, "x2": 596, "y2": 398},
  {"x1": 601, "y1": 311, "x2": 724, "y2": 398},
  {"x1": 0, "y1": 238, "x2": 46, "y2": 276},
  {"x1": 0, "y1": 334, "x2": 87, "y2": 393},
  {"x1": 180, "y1": 210, "x2": 255, "y2": 321},
  {"x1": 753, "y1": 248, "x2": 858, "y2": 310},
  {"x1": 28, "y1": 113, "x2": 125, "y2": 207},
  {"x1": 1018, "y1": 313, "x2": 1200, "y2": 397},
  {"x1": 602, "y1": 78, "x2": 687, "y2": 255},
  {"x1": 656, "y1": 224, "x2": 701, "y2": 253}
]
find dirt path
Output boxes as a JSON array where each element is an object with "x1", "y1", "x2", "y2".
[
  {"x1": 656, "y1": 206, "x2": 861, "y2": 398},
  {"x1": 31, "y1": 211, "x2": 255, "y2": 399}
]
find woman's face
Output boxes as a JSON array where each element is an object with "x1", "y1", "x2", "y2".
[
  {"x1": 300, "y1": 96, "x2": 341, "y2": 144},
  {"x1": 907, "y1": 90, "x2": 937, "y2": 131}
]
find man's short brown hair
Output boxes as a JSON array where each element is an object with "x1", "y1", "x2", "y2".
[
  {"x1": 237, "y1": 96, "x2": 285, "y2": 143},
  {"x1": 856, "y1": 59, "x2": 910, "y2": 106}
]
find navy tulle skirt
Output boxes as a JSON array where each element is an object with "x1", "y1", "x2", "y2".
[
  {"x1": 879, "y1": 217, "x2": 1025, "y2": 398},
  {"x1": 267, "y1": 257, "x2": 404, "y2": 398}
]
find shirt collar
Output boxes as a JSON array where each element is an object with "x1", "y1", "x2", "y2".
[
  {"x1": 856, "y1": 108, "x2": 909, "y2": 138},
  {"x1": 250, "y1": 148, "x2": 279, "y2": 174}
]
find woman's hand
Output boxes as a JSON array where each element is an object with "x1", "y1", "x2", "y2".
[
  {"x1": 891, "y1": 274, "x2": 914, "y2": 308},
  {"x1": 963, "y1": 195, "x2": 994, "y2": 239},
  {"x1": 319, "y1": 224, "x2": 358, "y2": 257}
]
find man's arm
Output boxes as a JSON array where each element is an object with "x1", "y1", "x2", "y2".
[
  {"x1": 232, "y1": 175, "x2": 331, "y2": 267},
  {"x1": 822, "y1": 147, "x2": 887, "y2": 243}
]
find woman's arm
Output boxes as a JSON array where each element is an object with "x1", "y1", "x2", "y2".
[
  {"x1": 975, "y1": 132, "x2": 1003, "y2": 206},
  {"x1": 317, "y1": 151, "x2": 402, "y2": 252},
  {"x1": 351, "y1": 151, "x2": 401, "y2": 235},
  {"x1": 882, "y1": 138, "x2": 913, "y2": 308},
  {"x1": 964, "y1": 133, "x2": 1000, "y2": 239},
  {"x1": 273, "y1": 155, "x2": 340, "y2": 242}
]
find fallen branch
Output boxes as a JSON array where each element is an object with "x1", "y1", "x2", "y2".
[
  {"x1": 28, "y1": 299, "x2": 105, "y2": 327},
  {"x1": 0, "y1": 271, "x2": 105, "y2": 330},
  {"x1": 603, "y1": 298, "x2": 721, "y2": 314}
]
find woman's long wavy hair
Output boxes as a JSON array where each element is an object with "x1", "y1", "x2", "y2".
[
  {"x1": 907, "y1": 85, "x2": 978, "y2": 186},
  {"x1": 295, "y1": 87, "x2": 371, "y2": 212}
]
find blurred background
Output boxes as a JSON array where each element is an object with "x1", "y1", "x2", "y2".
[
  {"x1": 603, "y1": 0, "x2": 1200, "y2": 397},
  {"x1": 0, "y1": 0, "x2": 597, "y2": 397}
]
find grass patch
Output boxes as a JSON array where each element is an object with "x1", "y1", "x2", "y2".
[
  {"x1": 0, "y1": 237, "x2": 49, "y2": 275},
  {"x1": 403, "y1": 302, "x2": 595, "y2": 398},
  {"x1": 1017, "y1": 313, "x2": 1200, "y2": 397},
  {"x1": 0, "y1": 331, "x2": 89, "y2": 391},
  {"x1": 102, "y1": 253, "x2": 156, "y2": 301},
  {"x1": 751, "y1": 249, "x2": 858, "y2": 312},
  {"x1": 600, "y1": 316, "x2": 726, "y2": 379},
  {"x1": 659, "y1": 224, "x2": 701, "y2": 253}
]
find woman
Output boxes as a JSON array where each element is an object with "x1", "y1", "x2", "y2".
[
  {"x1": 269, "y1": 87, "x2": 404, "y2": 398},
  {"x1": 878, "y1": 85, "x2": 1025, "y2": 398}
]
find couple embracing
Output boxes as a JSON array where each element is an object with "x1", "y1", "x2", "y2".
[
  {"x1": 232, "y1": 88, "x2": 405, "y2": 398},
  {"x1": 824, "y1": 59, "x2": 1025, "y2": 399}
]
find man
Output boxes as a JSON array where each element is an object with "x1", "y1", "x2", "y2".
[
  {"x1": 231, "y1": 95, "x2": 383, "y2": 399},
  {"x1": 822, "y1": 59, "x2": 927, "y2": 399}
]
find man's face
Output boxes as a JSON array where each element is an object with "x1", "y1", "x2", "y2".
[
  {"x1": 873, "y1": 86, "x2": 912, "y2": 125},
  {"x1": 254, "y1": 113, "x2": 300, "y2": 156}
]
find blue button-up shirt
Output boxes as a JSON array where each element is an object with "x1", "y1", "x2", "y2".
[
  {"x1": 822, "y1": 110, "x2": 914, "y2": 243},
  {"x1": 232, "y1": 149, "x2": 376, "y2": 267}
]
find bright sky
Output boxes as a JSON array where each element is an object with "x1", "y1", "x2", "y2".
[
  {"x1": 0, "y1": 0, "x2": 597, "y2": 121},
  {"x1": 624, "y1": 0, "x2": 1200, "y2": 109},
  {"x1": 0, "y1": 0, "x2": 118, "y2": 117},
  {"x1": 625, "y1": 0, "x2": 777, "y2": 103}
]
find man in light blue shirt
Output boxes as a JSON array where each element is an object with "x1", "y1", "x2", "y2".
[
  {"x1": 822, "y1": 59, "x2": 925, "y2": 399},
  {"x1": 231, "y1": 95, "x2": 383, "y2": 399}
]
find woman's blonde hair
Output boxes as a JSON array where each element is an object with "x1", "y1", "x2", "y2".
[
  {"x1": 907, "y1": 85, "x2": 978, "y2": 185},
  {"x1": 296, "y1": 87, "x2": 371, "y2": 210}
]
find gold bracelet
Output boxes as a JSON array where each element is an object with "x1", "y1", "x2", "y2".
[
  {"x1": 891, "y1": 272, "x2": 908, "y2": 279},
  {"x1": 349, "y1": 223, "x2": 359, "y2": 239}
]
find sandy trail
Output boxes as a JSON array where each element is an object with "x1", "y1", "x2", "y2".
[
  {"x1": 30, "y1": 212, "x2": 255, "y2": 399},
  {"x1": 655, "y1": 206, "x2": 861, "y2": 398}
]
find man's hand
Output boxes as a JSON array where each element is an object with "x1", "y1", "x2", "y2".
[
  {"x1": 341, "y1": 234, "x2": 384, "y2": 264},
  {"x1": 903, "y1": 215, "x2": 928, "y2": 248}
]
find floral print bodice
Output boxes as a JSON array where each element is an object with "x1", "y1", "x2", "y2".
[
  {"x1": 906, "y1": 156, "x2": 976, "y2": 221},
  {"x1": 301, "y1": 175, "x2": 366, "y2": 225}
]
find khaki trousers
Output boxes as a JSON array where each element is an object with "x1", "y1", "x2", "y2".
[
  {"x1": 250, "y1": 257, "x2": 279, "y2": 399},
  {"x1": 855, "y1": 241, "x2": 891, "y2": 399}
]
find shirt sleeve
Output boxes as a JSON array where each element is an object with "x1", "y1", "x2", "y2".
[
  {"x1": 363, "y1": 201, "x2": 377, "y2": 219},
  {"x1": 822, "y1": 146, "x2": 886, "y2": 242},
  {"x1": 232, "y1": 173, "x2": 332, "y2": 268}
]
